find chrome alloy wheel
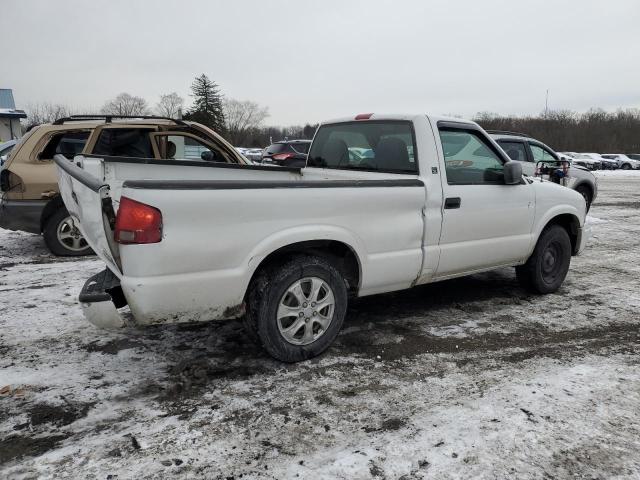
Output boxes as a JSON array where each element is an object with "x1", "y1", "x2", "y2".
[
  {"x1": 277, "y1": 277, "x2": 335, "y2": 346},
  {"x1": 56, "y1": 216, "x2": 88, "y2": 252}
]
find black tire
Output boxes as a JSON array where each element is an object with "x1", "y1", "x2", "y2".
[
  {"x1": 516, "y1": 225, "x2": 571, "y2": 294},
  {"x1": 621, "y1": 163, "x2": 631, "y2": 170},
  {"x1": 575, "y1": 185, "x2": 592, "y2": 212},
  {"x1": 243, "y1": 255, "x2": 348, "y2": 362},
  {"x1": 43, "y1": 208, "x2": 93, "y2": 256}
]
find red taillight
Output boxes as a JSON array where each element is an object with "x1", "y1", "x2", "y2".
[
  {"x1": 272, "y1": 152, "x2": 294, "y2": 161},
  {"x1": 355, "y1": 113, "x2": 373, "y2": 120},
  {"x1": 114, "y1": 196, "x2": 162, "y2": 244}
]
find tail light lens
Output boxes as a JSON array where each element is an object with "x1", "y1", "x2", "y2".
[
  {"x1": 114, "y1": 196, "x2": 162, "y2": 244},
  {"x1": 272, "y1": 153, "x2": 294, "y2": 161}
]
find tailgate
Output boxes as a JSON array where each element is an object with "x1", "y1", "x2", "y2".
[{"x1": 54, "y1": 154, "x2": 122, "y2": 277}]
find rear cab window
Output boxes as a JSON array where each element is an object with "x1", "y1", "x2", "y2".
[{"x1": 307, "y1": 121, "x2": 417, "y2": 174}]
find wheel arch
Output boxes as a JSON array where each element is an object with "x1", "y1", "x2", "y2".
[
  {"x1": 39, "y1": 194, "x2": 66, "y2": 233},
  {"x1": 246, "y1": 239, "x2": 362, "y2": 299},
  {"x1": 540, "y1": 213, "x2": 582, "y2": 255}
]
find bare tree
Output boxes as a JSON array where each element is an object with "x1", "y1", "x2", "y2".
[
  {"x1": 223, "y1": 99, "x2": 269, "y2": 145},
  {"x1": 156, "y1": 92, "x2": 184, "y2": 118},
  {"x1": 25, "y1": 102, "x2": 74, "y2": 127},
  {"x1": 101, "y1": 93, "x2": 150, "y2": 116}
]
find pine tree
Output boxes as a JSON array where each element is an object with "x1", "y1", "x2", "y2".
[{"x1": 185, "y1": 74, "x2": 225, "y2": 133}]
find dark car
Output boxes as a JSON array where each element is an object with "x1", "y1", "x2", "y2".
[{"x1": 261, "y1": 140, "x2": 311, "y2": 167}]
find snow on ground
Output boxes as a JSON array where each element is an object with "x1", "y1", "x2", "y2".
[
  {"x1": 1, "y1": 175, "x2": 639, "y2": 479},
  {"x1": 593, "y1": 169, "x2": 640, "y2": 177}
]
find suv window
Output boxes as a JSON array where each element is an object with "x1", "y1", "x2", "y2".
[
  {"x1": 40, "y1": 131, "x2": 91, "y2": 160},
  {"x1": 497, "y1": 140, "x2": 529, "y2": 162},
  {"x1": 439, "y1": 129, "x2": 504, "y2": 185},
  {"x1": 308, "y1": 121, "x2": 417, "y2": 173},
  {"x1": 529, "y1": 144, "x2": 556, "y2": 163},
  {"x1": 155, "y1": 134, "x2": 215, "y2": 161},
  {"x1": 93, "y1": 128, "x2": 154, "y2": 158}
]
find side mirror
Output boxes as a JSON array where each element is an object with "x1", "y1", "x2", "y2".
[
  {"x1": 201, "y1": 150, "x2": 216, "y2": 162},
  {"x1": 503, "y1": 161, "x2": 523, "y2": 185}
]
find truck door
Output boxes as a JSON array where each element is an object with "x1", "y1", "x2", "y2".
[{"x1": 432, "y1": 122, "x2": 535, "y2": 278}]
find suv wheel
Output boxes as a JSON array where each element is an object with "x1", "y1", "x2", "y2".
[
  {"x1": 516, "y1": 225, "x2": 571, "y2": 294},
  {"x1": 621, "y1": 163, "x2": 631, "y2": 170},
  {"x1": 43, "y1": 208, "x2": 93, "y2": 256},
  {"x1": 575, "y1": 185, "x2": 592, "y2": 212},
  {"x1": 244, "y1": 255, "x2": 348, "y2": 362}
]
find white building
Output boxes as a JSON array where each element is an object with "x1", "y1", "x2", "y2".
[{"x1": 0, "y1": 89, "x2": 27, "y2": 142}]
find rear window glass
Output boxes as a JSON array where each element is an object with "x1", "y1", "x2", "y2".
[
  {"x1": 291, "y1": 142, "x2": 311, "y2": 154},
  {"x1": 40, "y1": 131, "x2": 90, "y2": 159},
  {"x1": 307, "y1": 121, "x2": 417, "y2": 173},
  {"x1": 93, "y1": 128, "x2": 154, "y2": 158},
  {"x1": 265, "y1": 143, "x2": 286, "y2": 155}
]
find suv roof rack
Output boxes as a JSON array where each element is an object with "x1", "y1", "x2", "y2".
[
  {"x1": 485, "y1": 129, "x2": 531, "y2": 138},
  {"x1": 52, "y1": 114, "x2": 187, "y2": 126}
]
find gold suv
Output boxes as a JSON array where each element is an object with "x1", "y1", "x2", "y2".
[{"x1": 0, "y1": 115, "x2": 244, "y2": 255}]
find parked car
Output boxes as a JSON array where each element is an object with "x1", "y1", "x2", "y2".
[
  {"x1": 0, "y1": 139, "x2": 18, "y2": 167},
  {"x1": 262, "y1": 140, "x2": 311, "y2": 167},
  {"x1": 244, "y1": 148, "x2": 264, "y2": 163},
  {"x1": 55, "y1": 113, "x2": 588, "y2": 362},
  {"x1": 583, "y1": 153, "x2": 617, "y2": 170},
  {"x1": 601, "y1": 154, "x2": 640, "y2": 170},
  {"x1": 575, "y1": 153, "x2": 605, "y2": 170},
  {"x1": 628, "y1": 154, "x2": 640, "y2": 161},
  {"x1": 0, "y1": 115, "x2": 246, "y2": 256},
  {"x1": 490, "y1": 131, "x2": 597, "y2": 211}
]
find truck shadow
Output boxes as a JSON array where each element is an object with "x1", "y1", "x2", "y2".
[{"x1": 143, "y1": 268, "x2": 537, "y2": 396}]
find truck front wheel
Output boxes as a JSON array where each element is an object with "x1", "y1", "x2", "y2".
[
  {"x1": 516, "y1": 225, "x2": 571, "y2": 294},
  {"x1": 244, "y1": 255, "x2": 348, "y2": 362},
  {"x1": 43, "y1": 208, "x2": 93, "y2": 256}
]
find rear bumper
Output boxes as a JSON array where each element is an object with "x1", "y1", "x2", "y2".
[
  {"x1": 78, "y1": 267, "x2": 246, "y2": 329},
  {"x1": 79, "y1": 269, "x2": 126, "y2": 329},
  {"x1": 0, "y1": 199, "x2": 46, "y2": 234}
]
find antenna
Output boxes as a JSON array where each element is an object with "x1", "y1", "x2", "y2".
[{"x1": 545, "y1": 89, "x2": 549, "y2": 117}]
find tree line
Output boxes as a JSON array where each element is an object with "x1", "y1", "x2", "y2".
[
  {"x1": 23, "y1": 73, "x2": 316, "y2": 148},
  {"x1": 24, "y1": 75, "x2": 640, "y2": 152},
  {"x1": 475, "y1": 109, "x2": 640, "y2": 153}
]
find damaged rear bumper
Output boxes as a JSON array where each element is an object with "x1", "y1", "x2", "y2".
[{"x1": 79, "y1": 268, "x2": 127, "y2": 328}]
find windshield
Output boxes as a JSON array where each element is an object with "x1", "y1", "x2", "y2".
[{"x1": 308, "y1": 121, "x2": 417, "y2": 174}]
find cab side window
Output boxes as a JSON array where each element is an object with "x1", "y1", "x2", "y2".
[
  {"x1": 497, "y1": 141, "x2": 529, "y2": 162},
  {"x1": 39, "y1": 131, "x2": 90, "y2": 160},
  {"x1": 92, "y1": 128, "x2": 154, "y2": 158},
  {"x1": 439, "y1": 128, "x2": 504, "y2": 185},
  {"x1": 529, "y1": 144, "x2": 556, "y2": 163}
]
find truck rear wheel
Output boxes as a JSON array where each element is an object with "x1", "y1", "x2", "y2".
[
  {"x1": 43, "y1": 208, "x2": 93, "y2": 256},
  {"x1": 516, "y1": 225, "x2": 571, "y2": 294},
  {"x1": 244, "y1": 255, "x2": 348, "y2": 362}
]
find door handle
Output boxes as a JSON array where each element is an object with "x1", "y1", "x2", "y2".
[{"x1": 444, "y1": 197, "x2": 461, "y2": 209}]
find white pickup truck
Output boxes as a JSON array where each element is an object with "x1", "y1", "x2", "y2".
[{"x1": 55, "y1": 114, "x2": 589, "y2": 362}]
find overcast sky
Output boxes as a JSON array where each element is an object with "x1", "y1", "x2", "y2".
[{"x1": 3, "y1": 0, "x2": 639, "y2": 125}]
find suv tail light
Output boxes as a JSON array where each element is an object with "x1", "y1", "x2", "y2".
[
  {"x1": 114, "y1": 196, "x2": 162, "y2": 244},
  {"x1": 272, "y1": 153, "x2": 294, "y2": 161}
]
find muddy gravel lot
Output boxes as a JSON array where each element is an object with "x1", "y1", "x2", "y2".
[{"x1": 1, "y1": 173, "x2": 639, "y2": 479}]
